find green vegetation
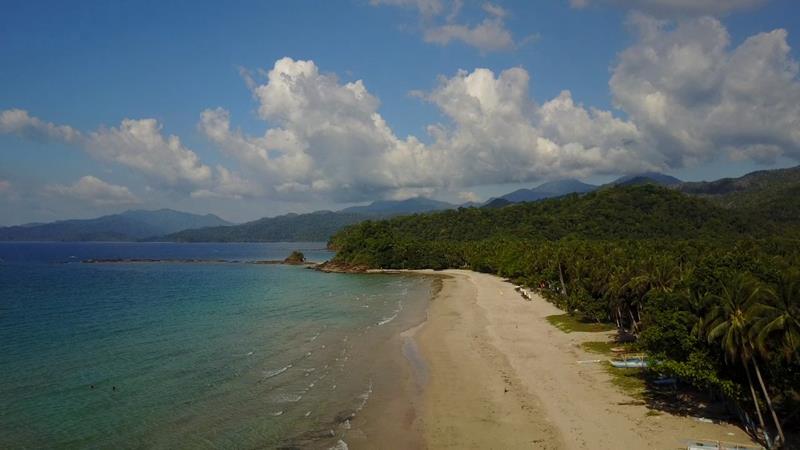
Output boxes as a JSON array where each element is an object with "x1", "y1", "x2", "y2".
[
  {"x1": 284, "y1": 251, "x2": 306, "y2": 264},
  {"x1": 605, "y1": 362, "x2": 647, "y2": 397},
  {"x1": 329, "y1": 184, "x2": 800, "y2": 446},
  {"x1": 546, "y1": 314, "x2": 615, "y2": 333},
  {"x1": 581, "y1": 340, "x2": 619, "y2": 355}
]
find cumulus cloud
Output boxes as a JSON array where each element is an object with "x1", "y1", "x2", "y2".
[
  {"x1": 371, "y1": 0, "x2": 518, "y2": 52},
  {"x1": 0, "y1": 109, "x2": 80, "y2": 143},
  {"x1": 0, "y1": 110, "x2": 256, "y2": 198},
  {"x1": 45, "y1": 176, "x2": 140, "y2": 206},
  {"x1": 423, "y1": 67, "x2": 650, "y2": 183},
  {"x1": 191, "y1": 165, "x2": 263, "y2": 199},
  {"x1": 85, "y1": 119, "x2": 213, "y2": 189},
  {"x1": 610, "y1": 14, "x2": 800, "y2": 166},
  {"x1": 571, "y1": 0, "x2": 766, "y2": 16},
  {"x1": 201, "y1": 57, "x2": 652, "y2": 202}
]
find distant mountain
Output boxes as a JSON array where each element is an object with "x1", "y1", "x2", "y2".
[
  {"x1": 164, "y1": 197, "x2": 458, "y2": 242},
  {"x1": 610, "y1": 172, "x2": 682, "y2": 187},
  {"x1": 0, "y1": 209, "x2": 231, "y2": 242},
  {"x1": 488, "y1": 179, "x2": 598, "y2": 206},
  {"x1": 483, "y1": 198, "x2": 514, "y2": 209},
  {"x1": 340, "y1": 197, "x2": 455, "y2": 215},
  {"x1": 164, "y1": 211, "x2": 367, "y2": 243},
  {"x1": 118, "y1": 209, "x2": 231, "y2": 234}
]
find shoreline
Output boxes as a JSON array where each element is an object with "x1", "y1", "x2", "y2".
[{"x1": 372, "y1": 269, "x2": 759, "y2": 449}]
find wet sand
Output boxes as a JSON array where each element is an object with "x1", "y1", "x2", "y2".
[{"x1": 404, "y1": 269, "x2": 757, "y2": 449}]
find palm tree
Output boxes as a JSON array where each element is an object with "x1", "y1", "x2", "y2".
[
  {"x1": 755, "y1": 269, "x2": 800, "y2": 361},
  {"x1": 705, "y1": 272, "x2": 784, "y2": 445}
]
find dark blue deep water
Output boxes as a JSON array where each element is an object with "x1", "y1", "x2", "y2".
[{"x1": 0, "y1": 242, "x2": 431, "y2": 449}]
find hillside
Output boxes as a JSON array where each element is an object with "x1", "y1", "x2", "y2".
[
  {"x1": 488, "y1": 173, "x2": 680, "y2": 207},
  {"x1": 162, "y1": 197, "x2": 458, "y2": 242},
  {"x1": 0, "y1": 209, "x2": 231, "y2": 241},
  {"x1": 332, "y1": 185, "x2": 763, "y2": 250},
  {"x1": 610, "y1": 172, "x2": 682, "y2": 186},
  {"x1": 164, "y1": 211, "x2": 367, "y2": 242},
  {"x1": 678, "y1": 165, "x2": 800, "y2": 222}
]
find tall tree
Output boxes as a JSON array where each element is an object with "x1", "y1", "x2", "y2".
[{"x1": 706, "y1": 273, "x2": 783, "y2": 446}]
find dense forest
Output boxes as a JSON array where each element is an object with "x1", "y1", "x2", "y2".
[{"x1": 329, "y1": 185, "x2": 800, "y2": 447}]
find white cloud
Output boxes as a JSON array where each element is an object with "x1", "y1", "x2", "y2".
[
  {"x1": 0, "y1": 109, "x2": 80, "y2": 143},
  {"x1": 424, "y1": 18, "x2": 514, "y2": 52},
  {"x1": 0, "y1": 110, "x2": 257, "y2": 198},
  {"x1": 191, "y1": 165, "x2": 263, "y2": 199},
  {"x1": 482, "y1": 3, "x2": 507, "y2": 18},
  {"x1": 370, "y1": 0, "x2": 445, "y2": 18},
  {"x1": 610, "y1": 14, "x2": 800, "y2": 166},
  {"x1": 45, "y1": 176, "x2": 140, "y2": 206},
  {"x1": 202, "y1": 58, "x2": 653, "y2": 202},
  {"x1": 572, "y1": 0, "x2": 766, "y2": 16},
  {"x1": 423, "y1": 67, "x2": 651, "y2": 183},
  {"x1": 371, "y1": 0, "x2": 518, "y2": 52},
  {"x1": 86, "y1": 119, "x2": 213, "y2": 189},
  {"x1": 458, "y1": 191, "x2": 480, "y2": 203}
]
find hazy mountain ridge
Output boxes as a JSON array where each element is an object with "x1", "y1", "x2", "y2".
[
  {"x1": 0, "y1": 209, "x2": 231, "y2": 241},
  {"x1": 496, "y1": 179, "x2": 597, "y2": 204},
  {"x1": 340, "y1": 197, "x2": 455, "y2": 215},
  {"x1": 162, "y1": 198, "x2": 458, "y2": 242},
  {"x1": 488, "y1": 173, "x2": 681, "y2": 208}
]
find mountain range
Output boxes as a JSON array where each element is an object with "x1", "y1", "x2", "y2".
[
  {"x1": 483, "y1": 172, "x2": 682, "y2": 208},
  {"x1": 2, "y1": 167, "x2": 797, "y2": 242},
  {"x1": 164, "y1": 197, "x2": 458, "y2": 242},
  {"x1": 0, "y1": 209, "x2": 231, "y2": 242}
]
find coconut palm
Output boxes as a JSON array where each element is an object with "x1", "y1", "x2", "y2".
[
  {"x1": 754, "y1": 269, "x2": 800, "y2": 361},
  {"x1": 706, "y1": 272, "x2": 784, "y2": 446}
]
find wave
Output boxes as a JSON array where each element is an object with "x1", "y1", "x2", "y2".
[
  {"x1": 270, "y1": 393, "x2": 303, "y2": 403},
  {"x1": 355, "y1": 380, "x2": 373, "y2": 412},
  {"x1": 377, "y1": 300, "x2": 404, "y2": 326},
  {"x1": 263, "y1": 364, "x2": 292, "y2": 379}
]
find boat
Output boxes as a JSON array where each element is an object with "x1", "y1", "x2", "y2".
[
  {"x1": 685, "y1": 438, "x2": 763, "y2": 450},
  {"x1": 610, "y1": 355, "x2": 648, "y2": 368}
]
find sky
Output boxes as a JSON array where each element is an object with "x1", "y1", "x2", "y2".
[{"x1": 1, "y1": 0, "x2": 800, "y2": 225}]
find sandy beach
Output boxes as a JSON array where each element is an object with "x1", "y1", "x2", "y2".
[{"x1": 403, "y1": 269, "x2": 758, "y2": 449}]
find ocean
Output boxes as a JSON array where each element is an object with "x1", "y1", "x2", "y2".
[{"x1": 0, "y1": 242, "x2": 432, "y2": 449}]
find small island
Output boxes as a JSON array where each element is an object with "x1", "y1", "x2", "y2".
[{"x1": 283, "y1": 250, "x2": 306, "y2": 265}]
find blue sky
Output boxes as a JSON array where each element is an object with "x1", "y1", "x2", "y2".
[{"x1": 1, "y1": 0, "x2": 799, "y2": 224}]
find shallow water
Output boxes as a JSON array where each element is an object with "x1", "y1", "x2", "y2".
[{"x1": 0, "y1": 242, "x2": 431, "y2": 448}]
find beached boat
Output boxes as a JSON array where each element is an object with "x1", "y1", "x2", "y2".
[
  {"x1": 685, "y1": 438, "x2": 763, "y2": 450},
  {"x1": 610, "y1": 355, "x2": 648, "y2": 368}
]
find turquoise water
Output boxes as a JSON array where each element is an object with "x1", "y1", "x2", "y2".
[{"x1": 0, "y1": 243, "x2": 432, "y2": 448}]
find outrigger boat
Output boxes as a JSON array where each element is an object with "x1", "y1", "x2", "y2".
[
  {"x1": 609, "y1": 349, "x2": 649, "y2": 368},
  {"x1": 610, "y1": 356, "x2": 648, "y2": 368},
  {"x1": 685, "y1": 438, "x2": 763, "y2": 450}
]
